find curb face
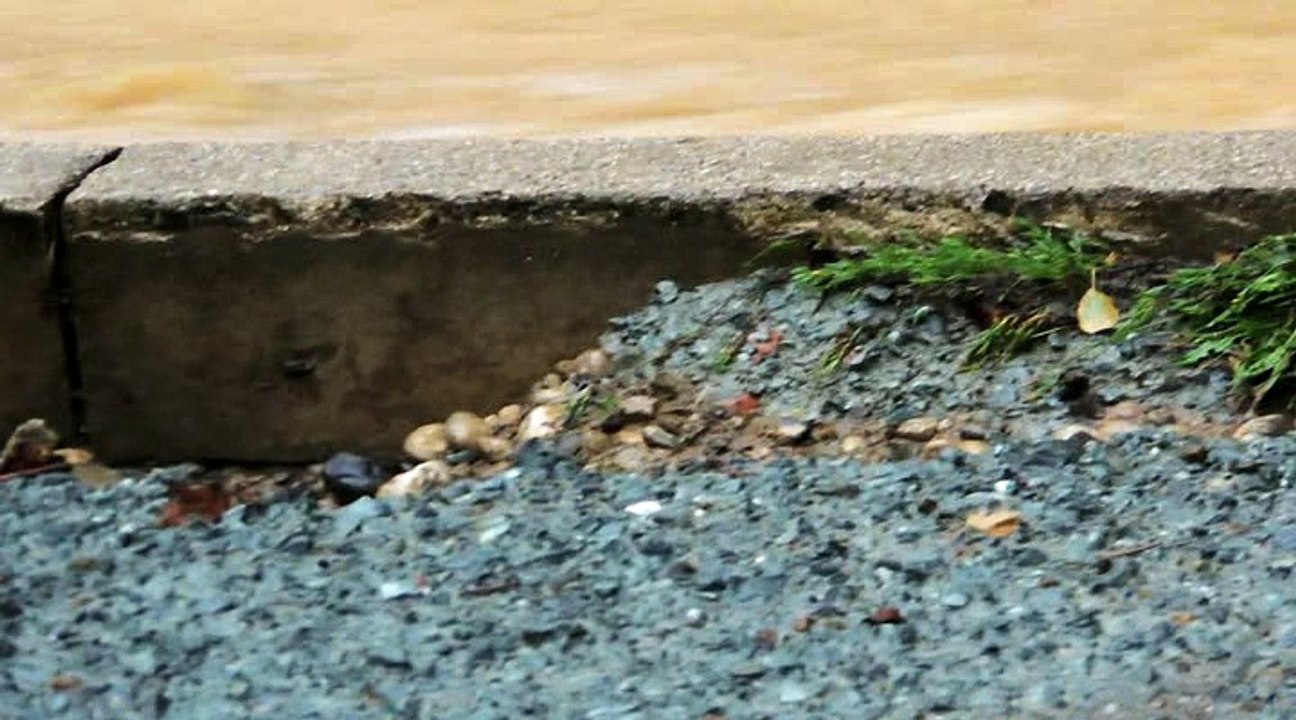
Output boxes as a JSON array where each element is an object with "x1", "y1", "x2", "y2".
[
  {"x1": 16, "y1": 131, "x2": 1294, "y2": 462},
  {"x1": 0, "y1": 144, "x2": 116, "y2": 443}
]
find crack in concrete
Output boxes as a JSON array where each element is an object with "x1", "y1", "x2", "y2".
[{"x1": 43, "y1": 147, "x2": 123, "y2": 443}]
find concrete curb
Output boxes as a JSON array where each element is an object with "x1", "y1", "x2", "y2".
[{"x1": 4, "y1": 131, "x2": 1294, "y2": 461}]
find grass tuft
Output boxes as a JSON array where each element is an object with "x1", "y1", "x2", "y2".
[{"x1": 1119, "y1": 233, "x2": 1296, "y2": 407}]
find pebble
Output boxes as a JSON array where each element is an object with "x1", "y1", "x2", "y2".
[
  {"x1": 518, "y1": 404, "x2": 566, "y2": 442},
  {"x1": 321, "y1": 452, "x2": 386, "y2": 501},
  {"x1": 445, "y1": 411, "x2": 491, "y2": 452},
  {"x1": 403, "y1": 423, "x2": 449, "y2": 460},
  {"x1": 895, "y1": 416, "x2": 940, "y2": 442},
  {"x1": 1232, "y1": 414, "x2": 1292, "y2": 440},
  {"x1": 642, "y1": 425, "x2": 681, "y2": 450},
  {"x1": 624, "y1": 500, "x2": 663, "y2": 517},
  {"x1": 377, "y1": 460, "x2": 450, "y2": 498}
]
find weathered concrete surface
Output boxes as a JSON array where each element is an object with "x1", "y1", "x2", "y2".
[
  {"x1": 64, "y1": 132, "x2": 1296, "y2": 462},
  {"x1": 0, "y1": 144, "x2": 116, "y2": 441}
]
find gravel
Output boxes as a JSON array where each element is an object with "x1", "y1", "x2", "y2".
[{"x1": 3, "y1": 272, "x2": 1296, "y2": 719}]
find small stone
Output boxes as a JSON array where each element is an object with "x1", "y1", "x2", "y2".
[
  {"x1": 624, "y1": 500, "x2": 663, "y2": 517},
  {"x1": 604, "y1": 445, "x2": 653, "y2": 472},
  {"x1": 619, "y1": 395, "x2": 657, "y2": 421},
  {"x1": 573, "y1": 349, "x2": 612, "y2": 377},
  {"x1": 959, "y1": 423, "x2": 990, "y2": 441},
  {"x1": 1052, "y1": 424, "x2": 1105, "y2": 443},
  {"x1": 496, "y1": 404, "x2": 524, "y2": 428},
  {"x1": 840, "y1": 435, "x2": 868, "y2": 454},
  {"x1": 895, "y1": 416, "x2": 939, "y2": 442},
  {"x1": 379, "y1": 580, "x2": 427, "y2": 600},
  {"x1": 1232, "y1": 414, "x2": 1292, "y2": 441},
  {"x1": 654, "y1": 280, "x2": 680, "y2": 304},
  {"x1": 445, "y1": 411, "x2": 491, "y2": 452},
  {"x1": 322, "y1": 452, "x2": 386, "y2": 502},
  {"x1": 941, "y1": 592, "x2": 970, "y2": 609},
  {"x1": 518, "y1": 404, "x2": 566, "y2": 442},
  {"x1": 774, "y1": 418, "x2": 812, "y2": 446},
  {"x1": 642, "y1": 425, "x2": 681, "y2": 450},
  {"x1": 377, "y1": 460, "x2": 450, "y2": 499},
  {"x1": 403, "y1": 423, "x2": 449, "y2": 460},
  {"x1": 581, "y1": 429, "x2": 614, "y2": 455},
  {"x1": 477, "y1": 437, "x2": 512, "y2": 462}
]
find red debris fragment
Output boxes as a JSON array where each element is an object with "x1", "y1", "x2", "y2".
[
  {"x1": 866, "y1": 606, "x2": 906, "y2": 625},
  {"x1": 724, "y1": 393, "x2": 762, "y2": 417},
  {"x1": 158, "y1": 483, "x2": 233, "y2": 528},
  {"x1": 751, "y1": 330, "x2": 783, "y2": 364}
]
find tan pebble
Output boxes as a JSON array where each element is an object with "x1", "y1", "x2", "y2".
[
  {"x1": 403, "y1": 423, "x2": 449, "y2": 460},
  {"x1": 957, "y1": 439, "x2": 991, "y2": 455},
  {"x1": 581, "y1": 429, "x2": 614, "y2": 455},
  {"x1": 642, "y1": 424, "x2": 681, "y2": 449},
  {"x1": 377, "y1": 460, "x2": 450, "y2": 498},
  {"x1": 496, "y1": 404, "x2": 524, "y2": 427},
  {"x1": 1145, "y1": 407, "x2": 1177, "y2": 426},
  {"x1": 1052, "y1": 424, "x2": 1106, "y2": 443},
  {"x1": 518, "y1": 404, "x2": 566, "y2": 442},
  {"x1": 619, "y1": 395, "x2": 658, "y2": 422},
  {"x1": 840, "y1": 435, "x2": 868, "y2": 454},
  {"x1": 573, "y1": 349, "x2": 611, "y2": 377},
  {"x1": 477, "y1": 436, "x2": 513, "y2": 461},
  {"x1": 445, "y1": 411, "x2": 490, "y2": 452},
  {"x1": 1105, "y1": 401, "x2": 1145, "y2": 422},
  {"x1": 531, "y1": 387, "x2": 569, "y2": 405},
  {"x1": 774, "y1": 419, "x2": 811, "y2": 446},
  {"x1": 1232, "y1": 414, "x2": 1292, "y2": 441},
  {"x1": 1094, "y1": 418, "x2": 1142, "y2": 438},
  {"x1": 607, "y1": 445, "x2": 653, "y2": 472},
  {"x1": 554, "y1": 358, "x2": 578, "y2": 376},
  {"x1": 895, "y1": 416, "x2": 940, "y2": 442},
  {"x1": 615, "y1": 427, "x2": 645, "y2": 446}
]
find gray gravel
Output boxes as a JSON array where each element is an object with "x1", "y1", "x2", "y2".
[{"x1": 4, "y1": 273, "x2": 1296, "y2": 719}]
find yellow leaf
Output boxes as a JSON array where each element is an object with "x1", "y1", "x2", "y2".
[
  {"x1": 1077, "y1": 287, "x2": 1120, "y2": 334},
  {"x1": 965, "y1": 509, "x2": 1022, "y2": 538}
]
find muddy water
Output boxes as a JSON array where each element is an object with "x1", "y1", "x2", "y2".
[{"x1": 3, "y1": 1, "x2": 1294, "y2": 141}]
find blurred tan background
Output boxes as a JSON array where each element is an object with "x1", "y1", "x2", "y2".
[{"x1": 2, "y1": 0, "x2": 1293, "y2": 141}]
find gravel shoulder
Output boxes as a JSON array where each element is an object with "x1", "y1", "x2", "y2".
[{"x1": 3, "y1": 270, "x2": 1295, "y2": 719}]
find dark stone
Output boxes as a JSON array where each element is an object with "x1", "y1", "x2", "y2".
[{"x1": 321, "y1": 452, "x2": 386, "y2": 503}]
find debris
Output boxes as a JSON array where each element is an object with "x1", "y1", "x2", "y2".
[
  {"x1": 752, "y1": 329, "x2": 784, "y2": 364},
  {"x1": 1076, "y1": 284, "x2": 1120, "y2": 334},
  {"x1": 159, "y1": 483, "x2": 233, "y2": 527},
  {"x1": 866, "y1": 606, "x2": 906, "y2": 625}
]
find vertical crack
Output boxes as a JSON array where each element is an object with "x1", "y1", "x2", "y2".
[{"x1": 43, "y1": 147, "x2": 122, "y2": 443}]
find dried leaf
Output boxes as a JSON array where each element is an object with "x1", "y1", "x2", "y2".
[
  {"x1": 1170, "y1": 611, "x2": 1196, "y2": 627},
  {"x1": 965, "y1": 509, "x2": 1022, "y2": 538},
  {"x1": 1076, "y1": 286, "x2": 1120, "y2": 334},
  {"x1": 52, "y1": 448, "x2": 94, "y2": 465}
]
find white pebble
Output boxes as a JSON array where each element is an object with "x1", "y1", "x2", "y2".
[{"x1": 624, "y1": 500, "x2": 663, "y2": 517}]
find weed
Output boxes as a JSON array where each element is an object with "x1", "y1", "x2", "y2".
[
  {"x1": 963, "y1": 312, "x2": 1055, "y2": 369},
  {"x1": 1120, "y1": 233, "x2": 1296, "y2": 407},
  {"x1": 792, "y1": 224, "x2": 1107, "y2": 292},
  {"x1": 819, "y1": 324, "x2": 871, "y2": 376}
]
